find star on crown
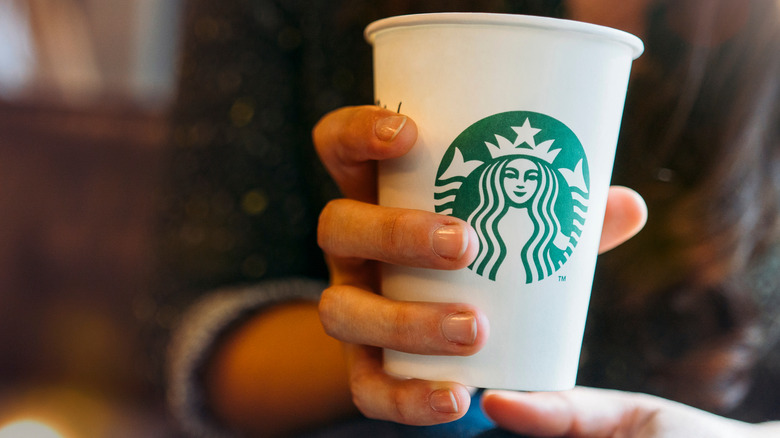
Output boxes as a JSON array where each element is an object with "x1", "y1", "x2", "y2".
[{"x1": 485, "y1": 118, "x2": 560, "y2": 164}]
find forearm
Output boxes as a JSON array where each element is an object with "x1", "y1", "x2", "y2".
[{"x1": 205, "y1": 300, "x2": 357, "y2": 437}]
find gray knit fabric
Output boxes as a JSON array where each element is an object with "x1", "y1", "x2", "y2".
[{"x1": 167, "y1": 278, "x2": 325, "y2": 437}]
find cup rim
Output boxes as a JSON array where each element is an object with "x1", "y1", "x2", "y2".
[{"x1": 365, "y1": 12, "x2": 644, "y2": 59}]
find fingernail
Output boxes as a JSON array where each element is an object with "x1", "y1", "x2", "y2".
[
  {"x1": 430, "y1": 389, "x2": 459, "y2": 414},
  {"x1": 375, "y1": 115, "x2": 407, "y2": 141},
  {"x1": 432, "y1": 225, "x2": 468, "y2": 260},
  {"x1": 442, "y1": 312, "x2": 477, "y2": 345}
]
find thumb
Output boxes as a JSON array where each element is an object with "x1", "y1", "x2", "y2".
[{"x1": 481, "y1": 387, "x2": 746, "y2": 438}]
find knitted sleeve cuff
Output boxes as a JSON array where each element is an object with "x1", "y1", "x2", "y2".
[{"x1": 166, "y1": 277, "x2": 325, "y2": 437}]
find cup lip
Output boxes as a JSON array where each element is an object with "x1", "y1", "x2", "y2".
[{"x1": 365, "y1": 12, "x2": 644, "y2": 59}]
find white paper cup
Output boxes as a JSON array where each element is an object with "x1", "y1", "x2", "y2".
[{"x1": 366, "y1": 13, "x2": 643, "y2": 391}]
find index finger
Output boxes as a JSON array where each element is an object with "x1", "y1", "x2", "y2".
[{"x1": 313, "y1": 105, "x2": 418, "y2": 202}]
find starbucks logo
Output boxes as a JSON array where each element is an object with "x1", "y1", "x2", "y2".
[{"x1": 435, "y1": 111, "x2": 590, "y2": 283}]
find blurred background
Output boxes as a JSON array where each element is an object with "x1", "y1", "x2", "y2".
[{"x1": 0, "y1": 0, "x2": 183, "y2": 436}]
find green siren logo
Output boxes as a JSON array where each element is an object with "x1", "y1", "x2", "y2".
[{"x1": 435, "y1": 111, "x2": 590, "y2": 283}]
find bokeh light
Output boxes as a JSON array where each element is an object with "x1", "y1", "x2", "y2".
[{"x1": 0, "y1": 419, "x2": 65, "y2": 438}]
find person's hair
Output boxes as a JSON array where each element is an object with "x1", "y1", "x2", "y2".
[{"x1": 592, "y1": 0, "x2": 780, "y2": 413}]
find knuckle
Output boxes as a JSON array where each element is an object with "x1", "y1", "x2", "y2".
[
  {"x1": 351, "y1": 395, "x2": 372, "y2": 419},
  {"x1": 316, "y1": 199, "x2": 343, "y2": 252},
  {"x1": 390, "y1": 386, "x2": 411, "y2": 424},
  {"x1": 337, "y1": 108, "x2": 377, "y2": 160},
  {"x1": 347, "y1": 361, "x2": 424, "y2": 425},
  {"x1": 311, "y1": 118, "x2": 325, "y2": 151},
  {"x1": 317, "y1": 287, "x2": 340, "y2": 337},
  {"x1": 348, "y1": 371, "x2": 377, "y2": 419},
  {"x1": 391, "y1": 304, "x2": 413, "y2": 346},
  {"x1": 312, "y1": 107, "x2": 345, "y2": 153},
  {"x1": 350, "y1": 391, "x2": 370, "y2": 418},
  {"x1": 379, "y1": 210, "x2": 413, "y2": 260}
]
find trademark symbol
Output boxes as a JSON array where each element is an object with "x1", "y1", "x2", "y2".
[{"x1": 558, "y1": 275, "x2": 567, "y2": 282}]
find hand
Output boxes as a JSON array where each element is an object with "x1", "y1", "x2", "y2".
[
  {"x1": 481, "y1": 386, "x2": 778, "y2": 437},
  {"x1": 313, "y1": 105, "x2": 648, "y2": 426}
]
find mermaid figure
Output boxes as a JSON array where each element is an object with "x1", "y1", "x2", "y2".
[{"x1": 464, "y1": 155, "x2": 570, "y2": 282}]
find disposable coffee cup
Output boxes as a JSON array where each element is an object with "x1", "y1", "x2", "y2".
[{"x1": 365, "y1": 13, "x2": 643, "y2": 391}]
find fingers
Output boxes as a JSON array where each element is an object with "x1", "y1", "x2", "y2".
[
  {"x1": 599, "y1": 186, "x2": 647, "y2": 253},
  {"x1": 320, "y1": 285, "x2": 488, "y2": 356},
  {"x1": 314, "y1": 107, "x2": 646, "y2": 255},
  {"x1": 481, "y1": 387, "x2": 652, "y2": 437},
  {"x1": 318, "y1": 199, "x2": 478, "y2": 270},
  {"x1": 346, "y1": 344, "x2": 472, "y2": 425},
  {"x1": 319, "y1": 187, "x2": 643, "y2": 269},
  {"x1": 481, "y1": 387, "x2": 746, "y2": 438},
  {"x1": 314, "y1": 107, "x2": 646, "y2": 254},
  {"x1": 313, "y1": 106, "x2": 418, "y2": 202}
]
